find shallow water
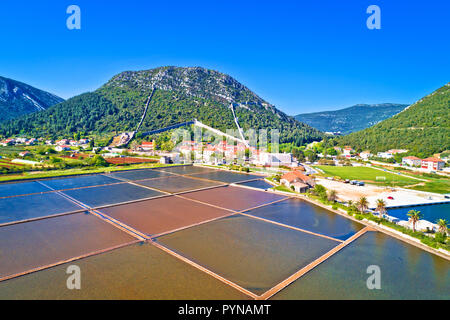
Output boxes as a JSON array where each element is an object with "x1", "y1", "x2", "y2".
[
  {"x1": 0, "y1": 181, "x2": 51, "y2": 197},
  {"x1": 40, "y1": 174, "x2": 120, "y2": 190},
  {"x1": 272, "y1": 231, "x2": 450, "y2": 300},
  {"x1": 246, "y1": 198, "x2": 364, "y2": 240},
  {"x1": 0, "y1": 212, "x2": 135, "y2": 279},
  {"x1": 0, "y1": 192, "x2": 83, "y2": 224},
  {"x1": 181, "y1": 186, "x2": 287, "y2": 211},
  {"x1": 100, "y1": 195, "x2": 231, "y2": 236},
  {"x1": 158, "y1": 214, "x2": 339, "y2": 295},
  {"x1": 135, "y1": 175, "x2": 224, "y2": 193},
  {"x1": 189, "y1": 171, "x2": 263, "y2": 183},
  {"x1": 157, "y1": 165, "x2": 217, "y2": 175},
  {"x1": 63, "y1": 183, "x2": 164, "y2": 208},
  {"x1": 108, "y1": 168, "x2": 173, "y2": 181},
  {"x1": 236, "y1": 179, "x2": 273, "y2": 190},
  {"x1": 0, "y1": 243, "x2": 249, "y2": 300},
  {"x1": 387, "y1": 203, "x2": 450, "y2": 223}
]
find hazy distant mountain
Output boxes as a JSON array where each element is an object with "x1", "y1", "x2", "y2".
[
  {"x1": 0, "y1": 66, "x2": 323, "y2": 145},
  {"x1": 336, "y1": 83, "x2": 449, "y2": 156},
  {"x1": 295, "y1": 103, "x2": 408, "y2": 135},
  {"x1": 0, "y1": 76, "x2": 64, "y2": 122}
]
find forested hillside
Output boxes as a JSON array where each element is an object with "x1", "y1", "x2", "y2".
[
  {"x1": 335, "y1": 83, "x2": 449, "y2": 156},
  {"x1": 295, "y1": 103, "x2": 408, "y2": 134},
  {"x1": 0, "y1": 76, "x2": 64, "y2": 122},
  {"x1": 0, "y1": 67, "x2": 323, "y2": 146}
]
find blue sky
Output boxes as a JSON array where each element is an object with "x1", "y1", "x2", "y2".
[{"x1": 0, "y1": 0, "x2": 448, "y2": 114}]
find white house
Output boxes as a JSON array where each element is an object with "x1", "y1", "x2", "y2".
[
  {"x1": 55, "y1": 145, "x2": 71, "y2": 152},
  {"x1": 377, "y1": 151, "x2": 393, "y2": 159},
  {"x1": 402, "y1": 156, "x2": 422, "y2": 167},
  {"x1": 421, "y1": 157, "x2": 445, "y2": 171},
  {"x1": 254, "y1": 152, "x2": 297, "y2": 167},
  {"x1": 359, "y1": 151, "x2": 373, "y2": 160},
  {"x1": 342, "y1": 146, "x2": 353, "y2": 156}
]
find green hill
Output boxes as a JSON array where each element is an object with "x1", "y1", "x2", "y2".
[
  {"x1": 295, "y1": 103, "x2": 408, "y2": 135},
  {"x1": 0, "y1": 76, "x2": 64, "y2": 122},
  {"x1": 0, "y1": 66, "x2": 323, "y2": 145},
  {"x1": 335, "y1": 83, "x2": 450, "y2": 157}
]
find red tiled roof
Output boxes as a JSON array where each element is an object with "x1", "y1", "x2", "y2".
[
  {"x1": 422, "y1": 157, "x2": 444, "y2": 163},
  {"x1": 281, "y1": 170, "x2": 311, "y2": 183}
]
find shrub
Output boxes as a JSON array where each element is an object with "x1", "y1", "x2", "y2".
[{"x1": 435, "y1": 232, "x2": 447, "y2": 244}]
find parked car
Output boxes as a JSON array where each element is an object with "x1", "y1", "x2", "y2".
[
  {"x1": 387, "y1": 196, "x2": 394, "y2": 200},
  {"x1": 358, "y1": 181, "x2": 365, "y2": 186}
]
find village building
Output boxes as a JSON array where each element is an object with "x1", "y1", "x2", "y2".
[
  {"x1": 421, "y1": 157, "x2": 445, "y2": 171},
  {"x1": 55, "y1": 145, "x2": 71, "y2": 152},
  {"x1": 56, "y1": 139, "x2": 69, "y2": 146},
  {"x1": 19, "y1": 151, "x2": 30, "y2": 157},
  {"x1": 137, "y1": 141, "x2": 156, "y2": 152},
  {"x1": 1, "y1": 138, "x2": 15, "y2": 146},
  {"x1": 158, "y1": 152, "x2": 180, "y2": 164},
  {"x1": 341, "y1": 146, "x2": 355, "y2": 158},
  {"x1": 377, "y1": 151, "x2": 393, "y2": 159},
  {"x1": 25, "y1": 138, "x2": 37, "y2": 145},
  {"x1": 387, "y1": 149, "x2": 408, "y2": 154},
  {"x1": 254, "y1": 152, "x2": 298, "y2": 167},
  {"x1": 359, "y1": 151, "x2": 373, "y2": 160},
  {"x1": 280, "y1": 170, "x2": 315, "y2": 193},
  {"x1": 402, "y1": 156, "x2": 422, "y2": 167}
]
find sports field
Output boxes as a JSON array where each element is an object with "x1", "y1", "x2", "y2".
[
  {"x1": 315, "y1": 165, "x2": 418, "y2": 186},
  {"x1": 0, "y1": 165, "x2": 448, "y2": 300}
]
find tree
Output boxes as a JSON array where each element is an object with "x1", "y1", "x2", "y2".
[
  {"x1": 292, "y1": 148, "x2": 305, "y2": 161},
  {"x1": 160, "y1": 140, "x2": 174, "y2": 152},
  {"x1": 407, "y1": 210, "x2": 423, "y2": 232},
  {"x1": 304, "y1": 150, "x2": 318, "y2": 162},
  {"x1": 90, "y1": 155, "x2": 108, "y2": 167},
  {"x1": 356, "y1": 197, "x2": 369, "y2": 213},
  {"x1": 313, "y1": 184, "x2": 327, "y2": 199},
  {"x1": 327, "y1": 189, "x2": 337, "y2": 202},
  {"x1": 325, "y1": 147, "x2": 337, "y2": 156},
  {"x1": 375, "y1": 199, "x2": 387, "y2": 218},
  {"x1": 436, "y1": 219, "x2": 448, "y2": 235}
]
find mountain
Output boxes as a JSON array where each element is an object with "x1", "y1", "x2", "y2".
[
  {"x1": 334, "y1": 83, "x2": 450, "y2": 157},
  {"x1": 0, "y1": 76, "x2": 64, "y2": 122},
  {"x1": 0, "y1": 66, "x2": 323, "y2": 145},
  {"x1": 295, "y1": 103, "x2": 408, "y2": 135}
]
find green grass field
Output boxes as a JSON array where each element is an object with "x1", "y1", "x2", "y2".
[
  {"x1": 315, "y1": 165, "x2": 418, "y2": 185},
  {"x1": 314, "y1": 165, "x2": 450, "y2": 194}
]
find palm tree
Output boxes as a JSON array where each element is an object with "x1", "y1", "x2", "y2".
[
  {"x1": 327, "y1": 189, "x2": 337, "y2": 202},
  {"x1": 376, "y1": 199, "x2": 387, "y2": 218},
  {"x1": 436, "y1": 219, "x2": 448, "y2": 235},
  {"x1": 356, "y1": 197, "x2": 369, "y2": 213},
  {"x1": 407, "y1": 210, "x2": 423, "y2": 232}
]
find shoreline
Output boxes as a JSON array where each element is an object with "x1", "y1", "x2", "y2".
[{"x1": 267, "y1": 186, "x2": 450, "y2": 261}]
